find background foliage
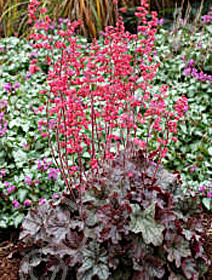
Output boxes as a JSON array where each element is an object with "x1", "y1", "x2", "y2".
[{"x1": 1, "y1": 0, "x2": 212, "y2": 37}]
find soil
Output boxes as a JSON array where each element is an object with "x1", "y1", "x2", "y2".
[
  {"x1": 0, "y1": 211, "x2": 211, "y2": 280},
  {"x1": 202, "y1": 211, "x2": 212, "y2": 280},
  {"x1": 0, "y1": 226, "x2": 21, "y2": 280}
]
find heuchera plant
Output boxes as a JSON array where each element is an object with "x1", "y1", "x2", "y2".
[
  {"x1": 18, "y1": 152, "x2": 209, "y2": 279},
  {"x1": 27, "y1": 0, "x2": 188, "y2": 198},
  {"x1": 16, "y1": 0, "x2": 209, "y2": 279}
]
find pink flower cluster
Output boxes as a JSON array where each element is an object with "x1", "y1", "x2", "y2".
[
  {"x1": 27, "y1": 0, "x2": 188, "y2": 192},
  {"x1": 201, "y1": 6, "x2": 212, "y2": 25}
]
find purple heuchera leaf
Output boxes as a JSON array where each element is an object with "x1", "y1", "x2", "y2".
[
  {"x1": 181, "y1": 258, "x2": 199, "y2": 280},
  {"x1": 165, "y1": 236, "x2": 191, "y2": 268}
]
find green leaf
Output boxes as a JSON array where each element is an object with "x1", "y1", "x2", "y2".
[
  {"x1": 208, "y1": 147, "x2": 212, "y2": 156},
  {"x1": 130, "y1": 203, "x2": 165, "y2": 246},
  {"x1": 205, "y1": 25, "x2": 212, "y2": 33},
  {"x1": 93, "y1": 263, "x2": 110, "y2": 280},
  {"x1": 9, "y1": 118, "x2": 22, "y2": 128},
  {"x1": 202, "y1": 197, "x2": 211, "y2": 211},
  {"x1": 17, "y1": 189, "x2": 28, "y2": 202},
  {"x1": 12, "y1": 149, "x2": 27, "y2": 167},
  {"x1": 21, "y1": 121, "x2": 31, "y2": 133},
  {"x1": 83, "y1": 152, "x2": 91, "y2": 159},
  {"x1": 0, "y1": 219, "x2": 7, "y2": 228},
  {"x1": 14, "y1": 213, "x2": 25, "y2": 228}
]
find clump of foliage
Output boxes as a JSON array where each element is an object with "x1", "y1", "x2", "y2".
[
  {"x1": 18, "y1": 150, "x2": 209, "y2": 279},
  {"x1": 0, "y1": 37, "x2": 66, "y2": 228}
]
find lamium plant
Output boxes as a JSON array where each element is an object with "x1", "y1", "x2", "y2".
[{"x1": 15, "y1": 0, "x2": 210, "y2": 279}]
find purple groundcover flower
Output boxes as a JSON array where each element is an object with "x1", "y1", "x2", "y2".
[
  {"x1": 183, "y1": 67, "x2": 191, "y2": 76},
  {"x1": 23, "y1": 143, "x2": 29, "y2": 150},
  {"x1": 184, "y1": 105, "x2": 189, "y2": 112},
  {"x1": 4, "y1": 83, "x2": 12, "y2": 91},
  {"x1": 14, "y1": 82, "x2": 20, "y2": 89},
  {"x1": 37, "y1": 159, "x2": 42, "y2": 170},
  {"x1": 0, "y1": 112, "x2": 4, "y2": 121},
  {"x1": 35, "y1": 179, "x2": 41, "y2": 185},
  {"x1": 42, "y1": 157, "x2": 52, "y2": 171},
  {"x1": 189, "y1": 59, "x2": 195, "y2": 67},
  {"x1": 0, "y1": 100, "x2": 8, "y2": 109},
  {"x1": 51, "y1": 193, "x2": 58, "y2": 199},
  {"x1": 0, "y1": 121, "x2": 8, "y2": 136},
  {"x1": 39, "y1": 198, "x2": 46, "y2": 205},
  {"x1": 25, "y1": 73, "x2": 31, "y2": 79},
  {"x1": 199, "y1": 185, "x2": 205, "y2": 192},
  {"x1": 207, "y1": 192, "x2": 212, "y2": 198},
  {"x1": 159, "y1": 18, "x2": 164, "y2": 25},
  {"x1": 190, "y1": 165, "x2": 197, "y2": 174},
  {"x1": 48, "y1": 168, "x2": 59, "y2": 180},
  {"x1": 7, "y1": 185, "x2": 16, "y2": 194},
  {"x1": 37, "y1": 158, "x2": 53, "y2": 171},
  {"x1": 23, "y1": 199, "x2": 32, "y2": 207},
  {"x1": 0, "y1": 168, "x2": 6, "y2": 177},
  {"x1": 4, "y1": 181, "x2": 9, "y2": 187},
  {"x1": 12, "y1": 200, "x2": 20, "y2": 209},
  {"x1": 25, "y1": 175, "x2": 32, "y2": 185}
]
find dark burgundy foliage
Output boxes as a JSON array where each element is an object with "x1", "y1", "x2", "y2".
[{"x1": 17, "y1": 149, "x2": 210, "y2": 279}]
